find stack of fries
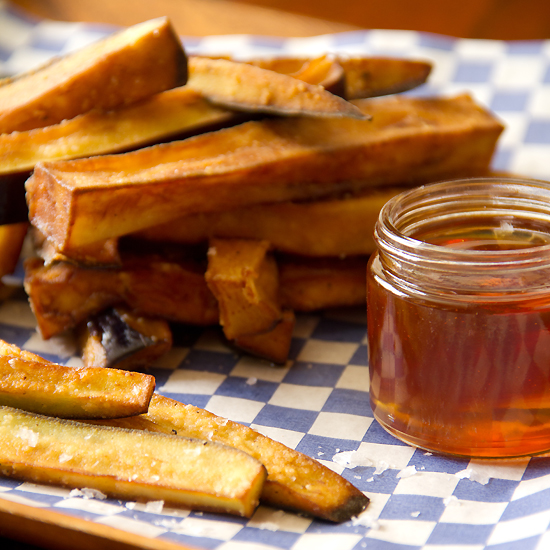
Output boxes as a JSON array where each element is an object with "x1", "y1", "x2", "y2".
[
  {"x1": 0, "y1": 17, "x2": 504, "y2": 367},
  {"x1": 0, "y1": 15, "x2": 508, "y2": 521}
]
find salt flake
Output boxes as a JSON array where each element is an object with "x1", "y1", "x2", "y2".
[
  {"x1": 444, "y1": 495, "x2": 460, "y2": 507},
  {"x1": 373, "y1": 460, "x2": 390, "y2": 475},
  {"x1": 82, "y1": 488, "x2": 107, "y2": 500},
  {"x1": 332, "y1": 448, "x2": 374, "y2": 469},
  {"x1": 17, "y1": 427, "x2": 39, "y2": 447},
  {"x1": 397, "y1": 465, "x2": 417, "y2": 479},
  {"x1": 352, "y1": 510, "x2": 380, "y2": 529},
  {"x1": 456, "y1": 467, "x2": 490, "y2": 485},
  {"x1": 70, "y1": 488, "x2": 107, "y2": 500},
  {"x1": 144, "y1": 500, "x2": 164, "y2": 514}
]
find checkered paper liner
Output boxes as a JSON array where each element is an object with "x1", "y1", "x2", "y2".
[{"x1": 1, "y1": 1, "x2": 550, "y2": 549}]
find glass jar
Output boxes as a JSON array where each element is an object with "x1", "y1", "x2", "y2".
[{"x1": 367, "y1": 177, "x2": 550, "y2": 458}]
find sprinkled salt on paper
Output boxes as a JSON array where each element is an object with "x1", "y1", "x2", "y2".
[
  {"x1": 332, "y1": 448, "x2": 378, "y2": 469},
  {"x1": 444, "y1": 495, "x2": 460, "y2": 507},
  {"x1": 373, "y1": 460, "x2": 391, "y2": 475},
  {"x1": 397, "y1": 465, "x2": 417, "y2": 478},
  {"x1": 352, "y1": 510, "x2": 380, "y2": 529},
  {"x1": 144, "y1": 500, "x2": 164, "y2": 514},
  {"x1": 69, "y1": 488, "x2": 108, "y2": 500},
  {"x1": 155, "y1": 518, "x2": 182, "y2": 529},
  {"x1": 456, "y1": 467, "x2": 491, "y2": 485}
]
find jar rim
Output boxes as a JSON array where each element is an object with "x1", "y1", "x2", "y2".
[{"x1": 376, "y1": 176, "x2": 550, "y2": 266}]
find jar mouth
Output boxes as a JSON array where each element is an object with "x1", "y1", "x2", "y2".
[{"x1": 376, "y1": 177, "x2": 550, "y2": 268}]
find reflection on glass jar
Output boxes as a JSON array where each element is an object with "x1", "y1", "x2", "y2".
[{"x1": 367, "y1": 178, "x2": 550, "y2": 458}]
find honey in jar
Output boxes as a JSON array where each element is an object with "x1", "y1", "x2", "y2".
[{"x1": 367, "y1": 178, "x2": 550, "y2": 457}]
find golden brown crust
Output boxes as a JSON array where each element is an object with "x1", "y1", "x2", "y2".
[
  {"x1": 0, "y1": 17, "x2": 187, "y2": 134},
  {"x1": 143, "y1": 394, "x2": 370, "y2": 522}
]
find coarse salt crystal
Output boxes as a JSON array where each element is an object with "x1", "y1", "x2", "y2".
[
  {"x1": 444, "y1": 495, "x2": 460, "y2": 507},
  {"x1": 373, "y1": 460, "x2": 390, "y2": 475},
  {"x1": 144, "y1": 500, "x2": 164, "y2": 514},
  {"x1": 70, "y1": 488, "x2": 107, "y2": 500},
  {"x1": 82, "y1": 488, "x2": 107, "y2": 500},
  {"x1": 17, "y1": 427, "x2": 39, "y2": 447},
  {"x1": 456, "y1": 467, "x2": 490, "y2": 485},
  {"x1": 352, "y1": 511, "x2": 380, "y2": 529},
  {"x1": 397, "y1": 465, "x2": 417, "y2": 479},
  {"x1": 332, "y1": 449, "x2": 374, "y2": 469}
]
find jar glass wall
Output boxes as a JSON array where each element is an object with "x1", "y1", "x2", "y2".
[{"x1": 367, "y1": 178, "x2": 550, "y2": 457}]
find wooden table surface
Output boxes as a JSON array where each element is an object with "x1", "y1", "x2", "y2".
[
  {"x1": 2, "y1": 0, "x2": 550, "y2": 548},
  {"x1": 9, "y1": 0, "x2": 550, "y2": 39}
]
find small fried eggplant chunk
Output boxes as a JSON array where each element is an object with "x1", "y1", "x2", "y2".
[
  {"x1": 80, "y1": 307, "x2": 172, "y2": 370},
  {"x1": 205, "y1": 239, "x2": 282, "y2": 340},
  {"x1": 0, "y1": 406, "x2": 266, "y2": 517},
  {"x1": 234, "y1": 309, "x2": 296, "y2": 365},
  {"x1": 0, "y1": 339, "x2": 155, "y2": 419},
  {"x1": 0, "y1": 17, "x2": 187, "y2": 134}
]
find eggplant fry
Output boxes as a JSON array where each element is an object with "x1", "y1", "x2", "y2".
[
  {"x1": 279, "y1": 255, "x2": 368, "y2": 312},
  {"x1": 194, "y1": 54, "x2": 347, "y2": 98},
  {"x1": 0, "y1": 406, "x2": 266, "y2": 517},
  {"x1": 205, "y1": 239, "x2": 282, "y2": 340},
  {"x1": 0, "y1": 88, "x2": 240, "y2": 177},
  {"x1": 80, "y1": 307, "x2": 172, "y2": 370},
  {"x1": 0, "y1": 340, "x2": 155, "y2": 419},
  {"x1": 286, "y1": 55, "x2": 346, "y2": 96},
  {"x1": 241, "y1": 54, "x2": 432, "y2": 99},
  {"x1": 337, "y1": 56, "x2": 433, "y2": 99},
  {"x1": 135, "y1": 187, "x2": 406, "y2": 258},
  {"x1": 234, "y1": 309, "x2": 296, "y2": 365},
  {"x1": 106, "y1": 394, "x2": 370, "y2": 523},
  {"x1": 0, "y1": 222, "x2": 27, "y2": 277},
  {"x1": 187, "y1": 56, "x2": 366, "y2": 119},
  {"x1": 26, "y1": 94, "x2": 504, "y2": 256},
  {"x1": 24, "y1": 255, "x2": 219, "y2": 340},
  {"x1": 0, "y1": 17, "x2": 187, "y2": 134}
]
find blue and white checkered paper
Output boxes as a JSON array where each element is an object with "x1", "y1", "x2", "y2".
[{"x1": 1, "y1": 1, "x2": 550, "y2": 548}]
